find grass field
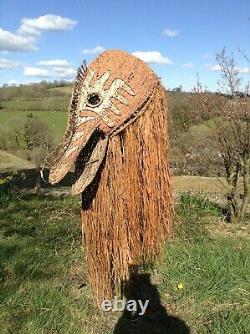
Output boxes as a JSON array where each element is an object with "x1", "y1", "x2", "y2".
[
  {"x1": 0, "y1": 86, "x2": 70, "y2": 144},
  {"x1": 0, "y1": 194, "x2": 249, "y2": 334},
  {"x1": 0, "y1": 96, "x2": 69, "y2": 112},
  {"x1": 0, "y1": 110, "x2": 67, "y2": 143},
  {"x1": 50, "y1": 86, "x2": 73, "y2": 94},
  {"x1": 0, "y1": 150, "x2": 34, "y2": 171}
]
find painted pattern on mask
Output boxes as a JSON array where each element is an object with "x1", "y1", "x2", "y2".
[{"x1": 77, "y1": 70, "x2": 135, "y2": 128}]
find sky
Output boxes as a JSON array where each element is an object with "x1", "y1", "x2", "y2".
[{"x1": 0, "y1": 0, "x2": 249, "y2": 91}]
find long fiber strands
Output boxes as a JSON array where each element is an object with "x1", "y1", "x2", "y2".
[{"x1": 81, "y1": 84, "x2": 173, "y2": 306}]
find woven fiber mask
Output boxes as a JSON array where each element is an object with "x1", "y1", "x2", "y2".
[
  {"x1": 49, "y1": 50, "x2": 159, "y2": 194},
  {"x1": 49, "y1": 49, "x2": 172, "y2": 306}
]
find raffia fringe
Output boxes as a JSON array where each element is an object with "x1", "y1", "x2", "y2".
[{"x1": 82, "y1": 84, "x2": 173, "y2": 306}]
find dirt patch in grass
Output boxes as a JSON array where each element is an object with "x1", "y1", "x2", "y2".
[{"x1": 207, "y1": 221, "x2": 250, "y2": 239}]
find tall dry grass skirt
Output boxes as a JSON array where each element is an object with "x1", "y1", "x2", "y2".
[{"x1": 81, "y1": 85, "x2": 173, "y2": 305}]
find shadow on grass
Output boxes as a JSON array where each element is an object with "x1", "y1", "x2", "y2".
[
  {"x1": 0, "y1": 243, "x2": 20, "y2": 285},
  {"x1": 114, "y1": 269, "x2": 190, "y2": 334},
  {"x1": 0, "y1": 168, "x2": 74, "y2": 189}
]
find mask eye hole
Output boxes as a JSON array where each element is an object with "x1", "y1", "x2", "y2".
[{"x1": 87, "y1": 93, "x2": 102, "y2": 107}]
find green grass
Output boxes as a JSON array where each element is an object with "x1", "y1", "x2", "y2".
[
  {"x1": 0, "y1": 193, "x2": 249, "y2": 333},
  {"x1": 0, "y1": 110, "x2": 67, "y2": 143},
  {"x1": 190, "y1": 118, "x2": 216, "y2": 136},
  {"x1": 161, "y1": 237, "x2": 249, "y2": 333},
  {"x1": 0, "y1": 196, "x2": 92, "y2": 334},
  {"x1": 50, "y1": 86, "x2": 73, "y2": 94},
  {"x1": 0, "y1": 86, "x2": 70, "y2": 143},
  {"x1": 1, "y1": 96, "x2": 69, "y2": 112}
]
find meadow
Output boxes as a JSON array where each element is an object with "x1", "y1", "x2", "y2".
[
  {"x1": 0, "y1": 110, "x2": 67, "y2": 143},
  {"x1": 0, "y1": 85, "x2": 69, "y2": 144},
  {"x1": 0, "y1": 193, "x2": 249, "y2": 334}
]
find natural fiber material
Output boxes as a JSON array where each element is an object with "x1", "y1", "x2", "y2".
[
  {"x1": 82, "y1": 84, "x2": 173, "y2": 306},
  {"x1": 49, "y1": 50, "x2": 159, "y2": 194},
  {"x1": 48, "y1": 50, "x2": 173, "y2": 307}
]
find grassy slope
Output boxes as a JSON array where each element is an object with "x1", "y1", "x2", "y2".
[
  {"x1": 0, "y1": 86, "x2": 70, "y2": 144},
  {"x1": 51, "y1": 86, "x2": 73, "y2": 94},
  {"x1": 0, "y1": 150, "x2": 34, "y2": 170},
  {"x1": 0, "y1": 96, "x2": 68, "y2": 112},
  {"x1": 0, "y1": 195, "x2": 249, "y2": 334},
  {"x1": 0, "y1": 110, "x2": 67, "y2": 144}
]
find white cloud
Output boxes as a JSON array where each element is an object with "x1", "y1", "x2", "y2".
[
  {"x1": 82, "y1": 46, "x2": 105, "y2": 55},
  {"x1": 6, "y1": 80, "x2": 19, "y2": 86},
  {"x1": 24, "y1": 65, "x2": 76, "y2": 79},
  {"x1": 37, "y1": 59, "x2": 72, "y2": 67},
  {"x1": 132, "y1": 51, "x2": 172, "y2": 65},
  {"x1": 24, "y1": 67, "x2": 50, "y2": 77},
  {"x1": 206, "y1": 64, "x2": 220, "y2": 71},
  {"x1": 162, "y1": 28, "x2": 179, "y2": 37},
  {"x1": 18, "y1": 15, "x2": 77, "y2": 35},
  {"x1": 0, "y1": 15, "x2": 77, "y2": 52},
  {"x1": 207, "y1": 64, "x2": 250, "y2": 74},
  {"x1": 182, "y1": 63, "x2": 195, "y2": 69},
  {"x1": 0, "y1": 58, "x2": 21, "y2": 69},
  {"x1": 203, "y1": 53, "x2": 213, "y2": 59},
  {"x1": 0, "y1": 28, "x2": 36, "y2": 51},
  {"x1": 236, "y1": 66, "x2": 250, "y2": 74},
  {"x1": 1, "y1": 79, "x2": 42, "y2": 87},
  {"x1": 25, "y1": 56, "x2": 76, "y2": 79},
  {"x1": 52, "y1": 66, "x2": 76, "y2": 77}
]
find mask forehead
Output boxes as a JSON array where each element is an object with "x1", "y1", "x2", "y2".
[{"x1": 78, "y1": 50, "x2": 159, "y2": 133}]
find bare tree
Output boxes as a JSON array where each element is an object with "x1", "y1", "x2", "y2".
[
  {"x1": 215, "y1": 50, "x2": 249, "y2": 223},
  {"x1": 216, "y1": 100, "x2": 249, "y2": 223},
  {"x1": 216, "y1": 48, "x2": 242, "y2": 96},
  {"x1": 191, "y1": 49, "x2": 249, "y2": 223},
  {"x1": 23, "y1": 113, "x2": 53, "y2": 195}
]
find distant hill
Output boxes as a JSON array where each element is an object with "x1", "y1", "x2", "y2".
[{"x1": 0, "y1": 83, "x2": 249, "y2": 176}]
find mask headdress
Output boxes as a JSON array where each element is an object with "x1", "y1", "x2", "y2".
[
  {"x1": 49, "y1": 50, "x2": 173, "y2": 306},
  {"x1": 49, "y1": 50, "x2": 159, "y2": 194}
]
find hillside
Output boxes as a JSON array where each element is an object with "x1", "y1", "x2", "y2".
[
  {"x1": 0, "y1": 150, "x2": 34, "y2": 171},
  {"x1": 0, "y1": 83, "x2": 248, "y2": 178},
  {"x1": 0, "y1": 84, "x2": 213, "y2": 144}
]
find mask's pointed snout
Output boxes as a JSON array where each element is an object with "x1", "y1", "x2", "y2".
[
  {"x1": 71, "y1": 136, "x2": 108, "y2": 195},
  {"x1": 49, "y1": 122, "x2": 98, "y2": 185}
]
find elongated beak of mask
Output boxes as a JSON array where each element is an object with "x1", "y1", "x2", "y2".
[{"x1": 49, "y1": 50, "x2": 159, "y2": 194}]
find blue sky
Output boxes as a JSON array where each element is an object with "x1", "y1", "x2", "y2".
[{"x1": 0, "y1": 0, "x2": 249, "y2": 90}]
